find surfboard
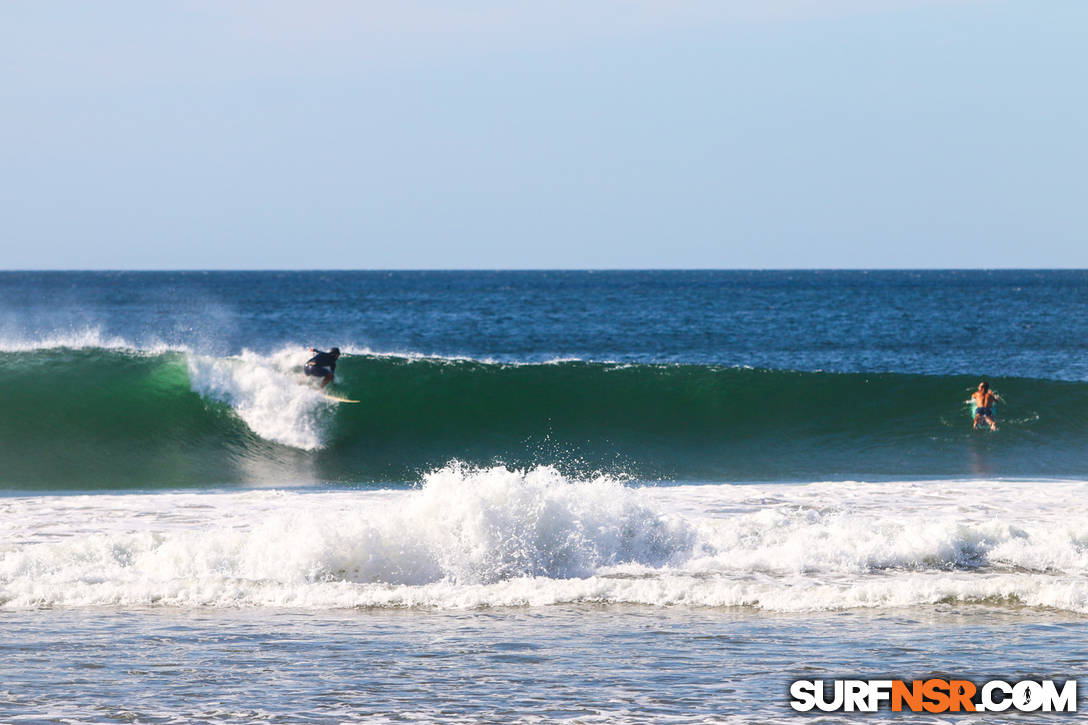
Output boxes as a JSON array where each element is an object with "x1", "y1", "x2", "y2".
[{"x1": 324, "y1": 394, "x2": 360, "y2": 404}]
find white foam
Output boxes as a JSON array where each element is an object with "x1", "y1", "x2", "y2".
[
  {"x1": 3, "y1": 471, "x2": 1088, "y2": 612},
  {"x1": 185, "y1": 347, "x2": 334, "y2": 450}
]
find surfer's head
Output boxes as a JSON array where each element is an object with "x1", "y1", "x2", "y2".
[
  {"x1": 979, "y1": 381, "x2": 989, "y2": 392},
  {"x1": 330, "y1": 347, "x2": 341, "y2": 358}
]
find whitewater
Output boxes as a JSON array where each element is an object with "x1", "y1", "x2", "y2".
[{"x1": 4, "y1": 465, "x2": 1087, "y2": 614}]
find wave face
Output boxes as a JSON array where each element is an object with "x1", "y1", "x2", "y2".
[
  {"x1": 3, "y1": 346, "x2": 1088, "y2": 488},
  {"x1": 3, "y1": 468, "x2": 1087, "y2": 612}
]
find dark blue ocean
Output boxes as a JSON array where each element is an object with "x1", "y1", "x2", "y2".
[
  {"x1": 3, "y1": 270, "x2": 1088, "y2": 723},
  {"x1": 7, "y1": 269, "x2": 1088, "y2": 374}
]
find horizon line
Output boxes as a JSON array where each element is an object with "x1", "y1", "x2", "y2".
[{"x1": 3, "y1": 267, "x2": 1088, "y2": 273}]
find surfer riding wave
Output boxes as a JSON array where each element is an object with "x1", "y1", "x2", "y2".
[{"x1": 304, "y1": 347, "x2": 340, "y2": 389}]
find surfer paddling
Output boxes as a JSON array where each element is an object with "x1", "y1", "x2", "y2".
[
  {"x1": 304, "y1": 347, "x2": 340, "y2": 389},
  {"x1": 971, "y1": 380, "x2": 1002, "y2": 431}
]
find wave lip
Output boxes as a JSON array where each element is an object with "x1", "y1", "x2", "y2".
[
  {"x1": 2, "y1": 471, "x2": 1087, "y2": 613},
  {"x1": 0, "y1": 327, "x2": 136, "y2": 353}
]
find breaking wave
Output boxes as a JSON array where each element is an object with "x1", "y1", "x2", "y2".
[
  {"x1": 1, "y1": 340, "x2": 1086, "y2": 487},
  {"x1": 2, "y1": 469, "x2": 1087, "y2": 612}
]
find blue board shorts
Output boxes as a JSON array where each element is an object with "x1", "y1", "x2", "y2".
[
  {"x1": 974, "y1": 407, "x2": 993, "y2": 417},
  {"x1": 304, "y1": 364, "x2": 333, "y2": 378}
]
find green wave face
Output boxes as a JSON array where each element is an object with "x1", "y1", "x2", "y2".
[
  {"x1": 2, "y1": 349, "x2": 1084, "y2": 489},
  {"x1": 0, "y1": 349, "x2": 287, "y2": 488}
]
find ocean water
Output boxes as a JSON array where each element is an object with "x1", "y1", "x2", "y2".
[{"x1": 3, "y1": 270, "x2": 1088, "y2": 723}]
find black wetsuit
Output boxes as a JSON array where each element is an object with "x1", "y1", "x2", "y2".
[{"x1": 305, "y1": 350, "x2": 338, "y2": 378}]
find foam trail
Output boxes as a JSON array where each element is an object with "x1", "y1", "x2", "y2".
[{"x1": 2, "y1": 470, "x2": 1087, "y2": 612}]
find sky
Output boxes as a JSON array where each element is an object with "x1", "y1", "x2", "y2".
[{"x1": 1, "y1": 0, "x2": 1085, "y2": 269}]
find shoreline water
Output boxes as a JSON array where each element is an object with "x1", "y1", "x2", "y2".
[{"x1": 4, "y1": 604, "x2": 1086, "y2": 724}]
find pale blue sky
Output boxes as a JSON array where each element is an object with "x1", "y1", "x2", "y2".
[{"x1": 2, "y1": 1, "x2": 1085, "y2": 269}]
